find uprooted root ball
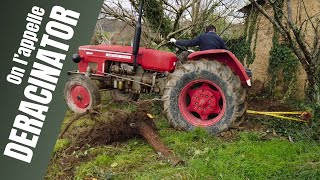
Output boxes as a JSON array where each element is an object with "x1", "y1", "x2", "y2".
[{"x1": 74, "y1": 101, "x2": 156, "y2": 148}]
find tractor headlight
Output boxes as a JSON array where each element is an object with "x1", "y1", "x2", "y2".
[{"x1": 72, "y1": 53, "x2": 82, "y2": 63}]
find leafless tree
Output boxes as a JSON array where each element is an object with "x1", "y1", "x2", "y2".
[{"x1": 100, "y1": 0, "x2": 240, "y2": 48}]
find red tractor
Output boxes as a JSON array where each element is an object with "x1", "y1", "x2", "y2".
[{"x1": 64, "y1": 1, "x2": 251, "y2": 134}]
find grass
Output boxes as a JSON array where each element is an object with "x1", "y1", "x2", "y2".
[
  {"x1": 74, "y1": 154, "x2": 113, "y2": 180},
  {"x1": 46, "y1": 93, "x2": 320, "y2": 180},
  {"x1": 53, "y1": 139, "x2": 70, "y2": 153}
]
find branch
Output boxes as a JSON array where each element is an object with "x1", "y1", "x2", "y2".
[
  {"x1": 300, "y1": 0, "x2": 320, "y2": 58},
  {"x1": 312, "y1": 20, "x2": 320, "y2": 60},
  {"x1": 299, "y1": 12, "x2": 320, "y2": 31},
  {"x1": 167, "y1": 23, "x2": 196, "y2": 39},
  {"x1": 102, "y1": 3, "x2": 136, "y2": 26},
  {"x1": 249, "y1": 0, "x2": 284, "y2": 35},
  {"x1": 59, "y1": 107, "x2": 100, "y2": 139},
  {"x1": 173, "y1": 9, "x2": 184, "y2": 31},
  {"x1": 156, "y1": 22, "x2": 198, "y2": 49},
  {"x1": 255, "y1": 0, "x2": 309, "y2": 69},
  {"x1": 286, "y1": 0, "x2": 312, "y2": 59},
  {"x1": 219, "y1": 17, "x2": 236, "y2": 36},
  {"x1": 301, "y1": 0, "x2": 318, "y2": 33},
  {"x1": 161, "y1": 0, "x2": 178, "y2": 12},
  {"x1": 128, "y1": 0, "x2": 139, "y2": 12}
]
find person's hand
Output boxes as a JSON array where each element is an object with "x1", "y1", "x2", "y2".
[{"x1": 170, "y1": 38, "x2": 176, "y2": 43}]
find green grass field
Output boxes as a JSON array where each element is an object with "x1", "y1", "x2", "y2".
[{"x1": 46, "y1": 94, "x2": 320, "y2": 180}]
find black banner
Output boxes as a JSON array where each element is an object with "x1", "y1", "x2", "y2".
[{"x1": 0, "y1": 1, "x2": 102, "y2": 179}]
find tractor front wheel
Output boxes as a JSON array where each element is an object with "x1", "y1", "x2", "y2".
[
  {"x1": 163, "y1": 60, "x2": 247, "y2": 134},
  {"x1": 64, "y1": 75, "x2": 101, "y2": 113}
]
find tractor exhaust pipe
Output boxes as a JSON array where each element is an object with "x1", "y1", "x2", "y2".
[{"x1": 132, "y1": 0, "x2": 144, "y2": 66}]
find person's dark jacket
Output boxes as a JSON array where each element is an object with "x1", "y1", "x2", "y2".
[{"x1": 176, "y1": 32, "x2": 228, "y2": 51}]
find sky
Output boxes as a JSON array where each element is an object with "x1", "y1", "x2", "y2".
[
  {"x1": 105, "y1": 0, "x2": 251, "y2": 11},
  {"x1": 103, "y1": 0, "x2": 253, "y2": 23}
]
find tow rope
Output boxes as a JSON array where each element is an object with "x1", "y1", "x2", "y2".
[{"x1": 246, "y1": 110, "x2": 312, "y2": 123}]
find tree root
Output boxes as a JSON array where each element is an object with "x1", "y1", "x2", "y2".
[
  {"x1": 59, "y1": 106, "x2": 100, "y2": 139},
  {"x1": 62, "y1": 102, "x2": 183, "y2": 166}
]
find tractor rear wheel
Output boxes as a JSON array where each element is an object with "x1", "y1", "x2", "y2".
[
  {"x1": 163, "y1": 60, "x2": 247, "y2": 134},
  {"x1": 64, "y1": 75, "x2": 101, "y2": 113},
  {"x1": 110, "y1": 90, "x2": 139, "y2": 102}
]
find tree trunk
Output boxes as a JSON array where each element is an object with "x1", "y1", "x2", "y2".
[
  {"x1": 306, "y1": 76, "x2": 320, "y2": 104},
  {"x1": 305, "y1": 63, "x2": 320, "y2": 104}
]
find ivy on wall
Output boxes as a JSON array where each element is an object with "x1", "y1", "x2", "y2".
[
  {"x1": 268, "y1": 43, "x2": 299, "y2": 99},
  {"x1": 227, "y1": 8, "x2": 259, "y2": 65},
  {"x1": 268, "y1": 0, "x2": 299, "y2": 100},
  {"x1": 245, "y1": 8, "x2": 259, "y2": 65},
  {"x1": 227, "y1": 36, "x2": 248, "y2": 63}
]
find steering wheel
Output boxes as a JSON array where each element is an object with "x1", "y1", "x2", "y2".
[
  {"x1": 171, "y1": 42, "x2": 194, "y2": 63},
  {"x1": 172, "y1": 42, "x2": 195, "y2": 54},
  {"x1": 173, "y1": 43, "x2": 188, "y2": 51}
]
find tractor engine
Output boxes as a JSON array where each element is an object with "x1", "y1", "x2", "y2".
[
  {"x1": 97, "y1": 61, "x2": 163, "y2": 94},
  {"x1": 71, "y1": 45, "x2": 177, "y2": 95},
  {"x1": 109, "y1": 62, "x2": 135, "y2": 75}
]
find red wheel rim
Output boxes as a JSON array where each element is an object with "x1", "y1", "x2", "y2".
[
  {"x1": 70, "y1": 85, "x2": 91, "y2": 109},
  {"x1": 178, "y1": 79, "x2": 226, "y2": 127}
]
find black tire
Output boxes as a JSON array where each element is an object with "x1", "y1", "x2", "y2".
[
  {"x1": 64, "y1": 75, "x2": 101, "y2": 113},
  {"x1": 163, "y1": 59, "x2": 247, "y2": 134},
  {"x1": 110, "y1": 90, "x2": 139, "y2": 102}
]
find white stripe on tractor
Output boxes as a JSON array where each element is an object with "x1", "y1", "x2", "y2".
[
  {"x1": 105, "y1": 53, "x2": 131, "y2": 59},
  {"x1": 79, "y1": 48, "x2": 132, "y2": 55}
]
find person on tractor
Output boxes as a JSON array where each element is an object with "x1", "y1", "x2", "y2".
[
  {"x1": 170, "y1": 25, "x2": 253, "y2": 78},
  {"x1": 170, "y1": 25, "x2": 228, "y2": 51}
]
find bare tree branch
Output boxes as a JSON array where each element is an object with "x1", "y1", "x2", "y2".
[
  {"x1": 301, "y1": 0, "x2": 318, "y2": 32},
  {"x1": 286, "y1": 0, "x2": 312, "y2": 59},
  {"x1": 249, "y1": 0, "x2": 284, "y2": 35}
]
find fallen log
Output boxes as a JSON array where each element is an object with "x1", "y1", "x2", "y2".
[{"x1": 131, "y1": 121, "x2": 183, "y2": 166}]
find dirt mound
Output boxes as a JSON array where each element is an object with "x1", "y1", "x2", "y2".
[
  {"x1": 248, "y1": 97, "x2": 295, "y2": 112},
  {"x1": 73, "y1": 101, "x2": 156, "y2": 148}
]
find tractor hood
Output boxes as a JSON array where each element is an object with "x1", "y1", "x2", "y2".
[{"x1": 77, "y1": 45, "x2": 178, "y2": 73}]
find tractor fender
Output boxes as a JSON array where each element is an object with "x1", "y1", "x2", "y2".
[{"x1": 188, "y1": 49, "x2": 251, "y2": 87}]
